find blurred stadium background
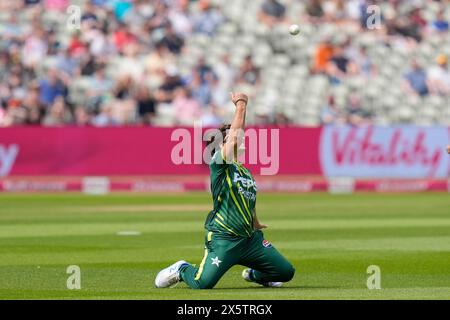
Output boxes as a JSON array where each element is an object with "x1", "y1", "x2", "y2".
[
  {"x1": 0, "y1": 0, "x2": 449, "y2": 192},
  {"x1": 0, "y1": 0, "x2": 450, "y2": 300},
  {"x1": 0, "y1": 0, "x2": 449, "y2": 127}
]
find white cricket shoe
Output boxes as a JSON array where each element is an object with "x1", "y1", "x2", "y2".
[
  {"x1": 155, "y1": 260, "x2": 188, "y2": 288},
  {"x1": 242, "y1": 268, "x2": 283, "y2": 288}
]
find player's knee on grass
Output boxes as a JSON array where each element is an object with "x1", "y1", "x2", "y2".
[
  {"x1": 275, "y1": 263, "x2": 295, "y2": 282},
  {"x1": 278, "y1": 263, "x2": 295, "y2": 282},
  {"x1": 196, "y1": 277, "x2": 218, "y2": 289}
]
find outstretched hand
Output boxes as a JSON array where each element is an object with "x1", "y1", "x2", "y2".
[{"x1": 230, "y1": 92, "x2": 248, "y2": 107}]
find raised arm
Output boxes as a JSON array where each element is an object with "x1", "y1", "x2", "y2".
[{"x1": 222, "y1": 93, "x2": 248, "y2": 161}]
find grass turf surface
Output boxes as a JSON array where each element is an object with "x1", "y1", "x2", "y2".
[{"x1": 0, "y1": 192, "x2": 449, "y2": 300}]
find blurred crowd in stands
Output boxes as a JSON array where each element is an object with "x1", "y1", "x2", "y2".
[{"x1": 0, "y1": 0, "x2": 449, "y2": 127}]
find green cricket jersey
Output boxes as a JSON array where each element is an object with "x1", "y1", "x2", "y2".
[{"x1": 204, "y1": 149, "x2": 257, "y2": 238}]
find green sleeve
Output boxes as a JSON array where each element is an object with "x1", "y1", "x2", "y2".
[{"x1": 209, "y1": 149, "x2": 228, "y2": 185}]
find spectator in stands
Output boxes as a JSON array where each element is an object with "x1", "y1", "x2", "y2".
[
  {"x1": 113, "y1": 74, "x2": 134, "y2": 101},
  {"x1": 39, "y1": 68, "x2": 67, "y2": 108},
  {"x1": 258, "y1": 0, "x2": 287, "y2": 27},
  {"x1": 327, "y1": 44, "x2": 350, "y2": 84},
  {"x1": 114, "y1": 99, "x2": 137, "y2": 125},
  {"x1": 410, "y1": 6, "x2": 427, "y2": 27},
  {"x1": 21, "y1": 25, "x2": 48, "y2": 70},
  {"x1": 429, "y1": 9, "x2": 449, "y2": 34},
  {"x1": 195, "y1": 57, "x2": 215, "y2": 84},
  {"x1": 344, "y1": 0, "x2": 362, "y2": 22},
  {"x1": 387, "y1": 10, "x2": 422, "y2": 42},
  {"x1": 74, "y1": 106, "x2": 92, "y2": 126},
  {"x1": 55, "y1": 48, "x2": 79, "y2": 78},
  {"x1": 81, "y1": 1, "x2": 99, "y2": 31},
  {"x1": 160, "y1": 23, "x2": 185, "y2": 55},
  {"x1": 2, "y1": 98, "x2": 28, "y2": 126},
  {"x1": 305, "y1": 0, "x2": 325, "y2": 22},
  {"x1": 193, "y1": 0, "x2": 225, "y2": 36},
  {"x1": 238, "y1": 55, "x2": 260, "y2": 85},
  {"x1": 144, "y1": 0, "x2": 170, "y2": 35},
  {"x1": 402, "y1": 59, "x2": 429, "y2": 96},
  {"x1": 190, "y1": 70, "x2": 213, "y2": 106},
  {"x1": 274, "y1": 112, "x2": 291, "y2": 127},
  {"x1": 213, "y1": 54, "x2": 235, "y2": 91},
  {"x1": 427, "y1": 54, "x2": 450, "y2": 95},
  {"x1": 80, "y1": 53, "x2": 99, "y2": 76},
  {"x1": 0, "y1": 106, "x2": 5, "y2": 127},
  {"x1": 155, "y1": 67, "x2": 184, "y2": 104},
  {"x1": 6, "y1": 66, "x2": 26, "y2": 99},
  {"x1": 145, "y1": 41, "x2": 175, "y2": 89},
  {"x1": 190, "y1": 57, "x2": 216, "y2": 105},
  {"x1": 168, "y1": 0, "x2": 193, "y2": 37},
  {"x1": 26, "y1": 106, "x2": 43, "y2": 125},
  {"x1": 313, "y1": 38, "x2": 334, "y2": 74},
  {"x1": 320, "y1": 95, "x2": 341, "y2": 125},
  {"x1": 110, "y1": 73, "x2": 136, "y2": 124},
  {"x1": 173, "y1": 87, "x2": 201, "y2": 126},
  {"x1": 201, "y1": 105, "x2": 223, "y2": 127},
  {"x1": 346, "y1": 94, "x2": 371, "y2": 126},
  {"x1": 22, "y1": 83, "x2": 44, "y2": 125},
  {"x1": 87, "y1": 27, "x2": 113, "y2": 58},
  {"x1": 46, "y1": 29, "x2": 61, "y2": 56},
  {"x1": 86, "y1": 66, "x2": 113, "y2": 111},
  {"x1": 135, "y1": 85, "x2": 156, "y2": 126},
  {"x1": 118, "y1": 40, "x2": 144, "y2": 80},
  {"x1": 113, "y1": 23, "x2": 137, "y2": 55},
  {"x1": 122, "y1": 0, "x2": 153, "y2": 32},
  {"x1": 210, "y1": 76, "x2": 229, "y2": 108},
  {"x1": 331, "y1": 44, "x2": 350, "y2": 73},
  {"x1": 42, "y1": 96, "x2": 72, "y2": 126},
  {"x1": 347, "y1": 45, "x2": 375, "y2": 77},
  {"x1": 92, "y1": 101, "x2": 119, "y2": 127},
  {"x1": 323, "y1": 0, "x2": 347, "y2": 22},
  {"x1": 67, "y1": 32, "x2": 88, "y2": 58}
]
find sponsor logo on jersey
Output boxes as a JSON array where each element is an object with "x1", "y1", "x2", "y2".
[
  {"x1": 262, "y1": 240, "x2": 272, "y2": 248},
  {"x1": 233, "y1": 172, "x2": 257, "y2": 190},
  {"x1": 237, "y1": 187, "x2": 256, "y2": 201}
]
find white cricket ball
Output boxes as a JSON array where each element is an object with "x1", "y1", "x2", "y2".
[{"x1": 289, "y1": 24, "x2": 300, "y2": 36}]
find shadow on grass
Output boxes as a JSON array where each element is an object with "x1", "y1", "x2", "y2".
[{"x1": 211, "y1": 285, "x2": 340, "y2": 290}]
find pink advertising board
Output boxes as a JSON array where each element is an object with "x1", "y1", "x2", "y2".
[{"x1": 0, "y1": 126, "x2": 448, "y2": 178}]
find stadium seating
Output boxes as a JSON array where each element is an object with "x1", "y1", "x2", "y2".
[{"x1": 0, "y1": 0, "x2": 449, "y2": 127}]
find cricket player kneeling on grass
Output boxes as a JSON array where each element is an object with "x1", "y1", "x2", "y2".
[{"x1": 155, "y1": 93, "x2": 295, "y2": 289}]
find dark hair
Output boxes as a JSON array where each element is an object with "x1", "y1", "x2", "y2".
[{"x1": 206, "y1": 124, "x2": 231, "y2": 158}]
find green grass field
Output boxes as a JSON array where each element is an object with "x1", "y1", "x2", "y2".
[{"x1": 0, "y1": 192, "x2": 449, "y2": 300}]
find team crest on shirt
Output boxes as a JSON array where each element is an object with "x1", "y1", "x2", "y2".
[{"x1": 262, "y1": 240, "x2": 272, "y2": 248}]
